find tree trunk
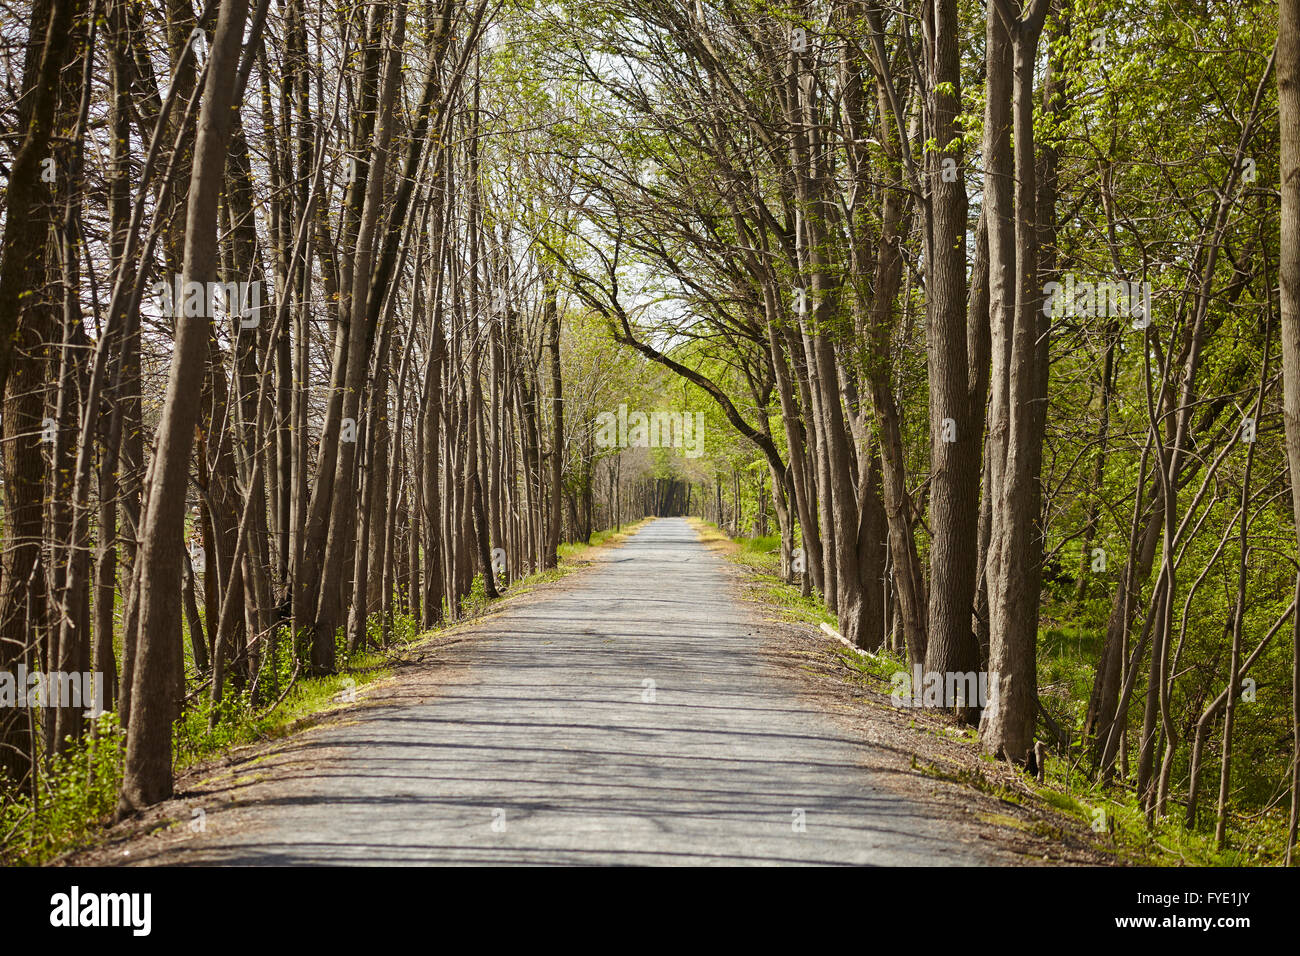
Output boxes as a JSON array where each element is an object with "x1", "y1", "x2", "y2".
[{"x1": 120, "y1": 0, "x2": 255, "y2": 812}]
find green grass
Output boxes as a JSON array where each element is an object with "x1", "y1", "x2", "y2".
[
  {"x1": 0, "y1": 715, "x2": 125, "y2": 866},
  {"x1": 174, "y1": 643, "x2": 412, "y2": 769},
  {"x1": 830, "y1": 643, "x2": 912, "y2": 691},
  {"x1": 1031, "y1": 756, "x2": 1287, "y2": 866},
  {"x1": 559, "y1": 520, "x2": 650, "y2": 563},
  {"x1": 733, "y1": 533, "x2": 783, "y2": 569},
  {"x1": 1029, "y1": 594, "x2": 1292, "y2": 864},
  {"x1": 690, "y1": 521, "x2": 838, "y2": 630},
  {"x1": 1036, "y1": 619, "x2": 1104, "y2": 734}
]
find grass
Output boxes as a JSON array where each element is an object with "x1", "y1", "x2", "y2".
[
  {"x1": 559, "y1": 519, "x2": 650, "y2": 564},
  {"x1": 1035, "y1": 592, "x2": 1107, "y2": 743},
  {"x1": 0, "y1": 715, "x2": 125, "y2": 866},
  {"x1": 913, "y1": 755, "x2": 1025, "y2": 806},
  {"x1": 1031, "y1": 592, "x2": 1292, "y2": 865},
  {"x1": 1030, "y1": 754, "x2": 1289, "y2": 866}
]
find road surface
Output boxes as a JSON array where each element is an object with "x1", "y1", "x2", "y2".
[{"x1": 123, "y1": 517, "x2": 994, "y2": 865}]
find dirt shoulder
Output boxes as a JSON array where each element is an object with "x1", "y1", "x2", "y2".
[{"x1": 697, "y1": 529, "x2": 1119, "y2": 866}]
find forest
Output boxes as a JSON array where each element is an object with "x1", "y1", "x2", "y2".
[{"x1": 0, "y1": 0, "x2": 1297, "y2": 867}]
